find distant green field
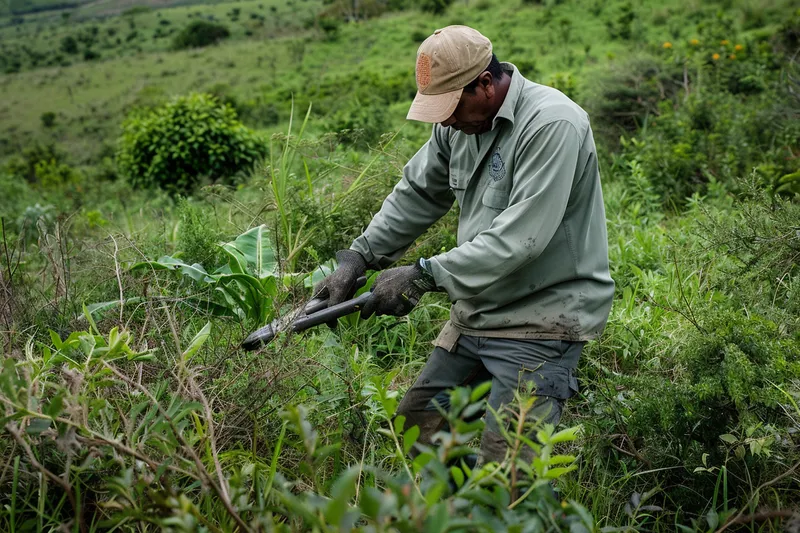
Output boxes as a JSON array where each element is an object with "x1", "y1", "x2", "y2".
[
  {"x1": 1, "y1": 0, "x2": 790, "y2": 165},
  {"x1": 0, "y1": 0, "x2": 321, "y2": 72}
]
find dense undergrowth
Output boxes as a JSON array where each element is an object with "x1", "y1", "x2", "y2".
[{"x1": 1, "y1": 0, "x2": 799, "y2": 531}]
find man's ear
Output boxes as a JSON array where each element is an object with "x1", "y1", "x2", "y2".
[{"x1": 479, "y1": 72, "x2": 494, "y2": 99}]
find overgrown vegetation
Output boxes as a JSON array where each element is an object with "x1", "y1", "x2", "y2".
[
  {"x1": 117, "y1": 93, "x2": 266, "y2": 195},
  {"x1": 1, "y1": 0, "x2": 799, "y2": 531}
]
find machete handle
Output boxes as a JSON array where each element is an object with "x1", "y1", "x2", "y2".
[
  {"x1": 292, "y1": 292, "x2": 372, "y2": 332},
  {"x1": 304, "y1": 275, "x2": 368, "y2": 315}
]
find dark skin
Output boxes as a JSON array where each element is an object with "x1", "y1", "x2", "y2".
[{"x1": 439, "y1": 70, "x2": 512, "y2": 135}]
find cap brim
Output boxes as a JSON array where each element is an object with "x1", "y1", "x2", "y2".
[{"x1": 406, "y1": 88, "x2": 463, "y2": 123}]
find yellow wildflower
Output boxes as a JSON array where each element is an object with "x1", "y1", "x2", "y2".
[
  {"x1": 720, "y1": 39, "x2": 729, "y2": 45},
  {"x1": 729, "y1": 54, "x2": 736, "y2": 60},
  {"x1": 690, "y1": 38, "x2": 700, "y2": 46},
  {"x1": 663, "y1": 41, "x2": 673, "y2": 49},
  {"x1": 712, "y1": 53, "x2": 720, "y2": 60},
  {"x1": 735, "y1": 44, "x2": 744, "y2": 51}
]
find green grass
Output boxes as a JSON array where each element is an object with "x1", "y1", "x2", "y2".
[
  {"x1": 2, "y1": 0, "x2": 791, "y2": 164},
  {"x1": 0, "y1": 0, "x2": 798, "y2": 529}
]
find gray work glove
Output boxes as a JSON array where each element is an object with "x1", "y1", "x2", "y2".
[
  {"x1": 361, "y1": 261, "x2": 437, "y2": 319},
  {"x1": 313, "y1": 249, "x2": 368, "y2": 307}
]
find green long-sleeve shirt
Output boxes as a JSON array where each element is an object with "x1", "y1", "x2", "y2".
[{"x1": 351, "y1": 63, "x2": 614, "y2": 341}]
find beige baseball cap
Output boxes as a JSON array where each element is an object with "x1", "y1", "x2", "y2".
[{"x1": 407, "y1": 25, "x2": 493, "y2": 123}]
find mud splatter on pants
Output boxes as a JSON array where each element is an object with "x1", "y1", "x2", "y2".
[{"x1": 396, "y1": 334, "x2": 584, "y2": 463}]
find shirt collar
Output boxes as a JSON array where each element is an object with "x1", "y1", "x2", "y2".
[{"x1": 491, "y1": 62, "x2": 524, "y2": 131}]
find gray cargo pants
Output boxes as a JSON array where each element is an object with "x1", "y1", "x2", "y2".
[{"x1": 396, "y1": 334, "x2": 583, "y2": 463}]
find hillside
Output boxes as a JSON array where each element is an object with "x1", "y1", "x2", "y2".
[{"x1": 1, "y1": 0, "x2": 799, "y2": 530}]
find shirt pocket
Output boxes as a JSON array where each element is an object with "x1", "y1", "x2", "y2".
[{"x1": 481, "y1": 186, "x2": 510, "y2": 211}]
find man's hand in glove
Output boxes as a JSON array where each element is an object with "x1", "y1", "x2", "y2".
[
  {"x1": 313, "y1": 250, "x2": 367, "y2": 307},
  {"x1": 361, "y1": 259, "x2": 437, "y2": 318}
]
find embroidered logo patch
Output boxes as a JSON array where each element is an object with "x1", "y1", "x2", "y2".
[
  {"x1": 489, "y1": 149, "x2": 506, "y2": 181},
  {"x1": 416, "y1": 53, "x2": 431, "y2": 90}
]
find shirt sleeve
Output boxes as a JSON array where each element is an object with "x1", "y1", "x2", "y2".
[
  {"x1": 428, "y1": 120, "x2": 581, "y2": 300},
  {"x1": 350, "y1": 125, "x2": 455, "y2": 269}
]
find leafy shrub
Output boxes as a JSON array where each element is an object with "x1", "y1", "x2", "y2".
[
  {"x1": 325, "y1": 96, "x2": 388, "y2": 148},
  {"x1": 417, "y1": 0, "x2": 453, "y2": 15},
  {"x1": 0, "y1": 173, "x2": 35, "y2": 220},
  {"x1": 0, "y1": 319, "x2": 593, "y2": 531},
  {"x1": 583, "y1": 55, "x2": 681, "y2": 139},
  {"x1": 176, "y1": 198, "x2": 222, "y2": 267},
  {"x1": 547, "y1": 72, "x2": 577, "y2": 99},
  {"x1": 40, "y1": 111, "x2": 56, "y2": 128},
  {"x1": 317, "y1": 15, "x2": 341, "y2": 40},
  {"x1": 16, "y1": 203, "x2": 55, "y2": 244},
  {"x1": 60, "y1": 35, "x2": 78, "y2": 54},
  {"x1": 3, "y1": 143, "x2": 68, "y2": 184},
  {"x1": 33, "y1": 158, "x2": 80, "y2": 188},
  {"x1": 172, "y1": 20, "x2": 230, "y2": 50},
  {"x1": 116, "y1": 93, "x2": 266, "y2": 195}
]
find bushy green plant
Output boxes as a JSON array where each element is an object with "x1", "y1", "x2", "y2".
[
  {"x1": 417, "y1": 0, "x2": 453, "y2": 15},
  {"x1": 326, "y1": 95, "x2": 388, "y2": 148},
  {"x1": 597, "y1": 30, "x2": 799, "y2": 205},
  {"x1": 40, "y1": 111, "x2": 56, "y2": 128},
  {"x1": 3, "y1": 143, "x2": 65, "y2": 184},
  {"x1": 131, "y1": 224, "x2": 283, "y2": 326},
  {"x1": 171, "y1": 20, "x2": 230, "y2": 50},
  {"x1": 0, "y1": 302, "x2": 595, "y2": 532},
  {"x1": 116, "y1": 93, "x2": 266, "y2": 195},
  {"x1": 583, "y1": 55, "x2": 681, "y2": 139},
  {"x1": 16, "y1": 203, "x2": 55, "y2": 244},
  {"x1": 176, "y1": 198, "x2": 222, "y2": 267}
]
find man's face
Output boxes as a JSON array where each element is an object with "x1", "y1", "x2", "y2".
[{"x1": 439, "y1": 77, "x2": 495, "y2": 135}]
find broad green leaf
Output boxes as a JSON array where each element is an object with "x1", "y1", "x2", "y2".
[
  {"x1": 183, "y1": 322, "x2": 211, "y2": 363},
  {"x1": 719, "y1": 433, "x2": 737, "y2": 444},
  {"x1": 82, "y1": 303, "x2": 100, "y2": 337},
  {"x1": 224, "y1": 225, "x2": 277, "y2": 278},
  {"x1": 326, "y1": 467, "x2": 359, "y2": 526},
  {"x1": 218, "y1": 243, "x2": 247, "y2": 275},
  {"x1": 130, "y1": 256, "x2": 213, "y2": 284},
  {"x1": 425, "y1": 502, "x2": 449, "y2": 533}
]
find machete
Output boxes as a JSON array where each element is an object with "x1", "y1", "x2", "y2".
[{"x1": 241, "y1": 277, "x2": 369, "y2": 351}]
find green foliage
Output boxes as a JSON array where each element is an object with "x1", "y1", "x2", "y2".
[
  {"x1": 597, "y1": 28, "x2": 800, "y2": 206},
  {"x1": 172, "y1": 19, "x2": 231, "y2": 50},
  {"x1": 3, "y1": 1, "x2": 800, "y2": 530},
  {"x1": 417, "y1": 0, "x2": 453, "y2": 15},
  {"x1": 176, "y1": 198, "x2": 222, "y2": 267},
  {"x1": 583, "y1": 55, "x2": 681, "y2": 138},
  {"x1": 326, "y1": 95, "x2": 389, "y2": 148},
  {"x1": 116, "y1": 93, "x2": 266, "y2": 195},
  {"x1": 59, "y1": 35, "x2": 78, "y2": 55},
  {"x1": 3, "y1": 143, "x2": 65, "y2": 184},
  {"x1": 32, "y1": 158, "x2": 80, "y2": 188},
  {"x1": 15, "y1": 203, "x2": 55, "y2": 243},
  {"x1": 0, "y1": 173, "x2": 36, "y2": 220},
  {"x1": 131, "y1": 224, "x2": 281, "y2": 325},
  {"x1": 39, "y1": 111, "x2": 56, "y2": 128}
]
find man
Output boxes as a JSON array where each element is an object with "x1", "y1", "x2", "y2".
[{"x1": 315, "y1": 25, "x2": 615, "y2": 462}]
